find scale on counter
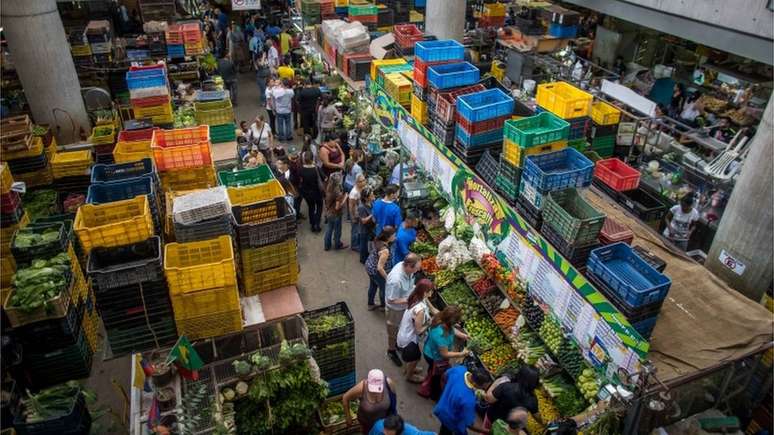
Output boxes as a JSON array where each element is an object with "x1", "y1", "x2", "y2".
[{"x1": 400, "y1": 180, "x2": 431, "y2": 209}]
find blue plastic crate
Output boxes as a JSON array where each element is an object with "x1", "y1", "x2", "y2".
[
  {"x1": 427, "y1": 62, "x2": 480, "y2": 90},
  {"x1": 415, "y1": 40, "x2": 465, "y2": 62},
  {"x1": 587, "y1": 242, "x2": 672, "y2": 308},
  {"x1": 549, "y1": 23, "x2": 578, "y2": 39},
  {"x1": 335, "y1": 7, "x2": 348, "y2": 15},
  {"x1": 167, "y1": 44, "x2": 185, "y2": 59},
  {"x1": 456, "y1": 89, "x2": 515, "y2": 123},
  {"x1": 631, "y1": 315, "x2": 658, "y2": 339},
  {"x1": 126, "y1": 72, "x2": 167, "y2": 90},
  {"x1": 414, "y1": 0, "x2": 426, "y2": 6},
  {"x1": 326, "y1": 371, "x2": 356, "y2": 396},
  {"x1": 90, "y1": 159, "x2": 158, "y2": 184},
  {"x1": 522, "y1": 147, "x2": 594, "y2": 191},
  {"x1": 126, "y1": 49, "x2": 150, "y2": 61},
  {"x1": 455, "y1": 125, "x2": 503, "y2": 148},
  {"x1": 86, "y1": 176, "x2": 157, "y2": 204}
]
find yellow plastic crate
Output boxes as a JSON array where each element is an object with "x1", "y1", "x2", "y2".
[
  {"x1": 51, "y1": 150, "x2": 93, "y2": 179},
  {"x1": 483, "y1": 3, "x2": 506, "y2": 17},
  {"x1": 409, "y1": 10, "x2": 423, "y2": 23},
  {"x1": 89, "y1": 125, "x2": 116, "y2": 145},
  {"x1": 171, "y1": 284, "x2": 240, "y2": 320},
  {"x1": 490, "y1": 61, "x2": 506, "y2": 82},
  {"x1": 175, "y1": 308, "x2": 243, "y2": 341},
  {"x1": 503, "y1": 138, "x2": 567, "y2": 167},
  {"x1": 0, "y1": 163, "x2": 13, "y2": 194},
  {"x1": 370, "y1": 58, "x2": 408, "y2": 81},
  {"x1": 411, "y1": 94, "x2": 428, "y2": 124},
  {"x1": 536, "y1": 82, "x2": 593, "y2": 119},
  {"x1": 113, "y1": 140, "x2": 153, "y2": 163},
  {"x1": 591, "y1": 100, "x2": 621, "y2": 125},
  {"x1": 12, "y1": 167, "x2": 53, "y2": 189},
  {"x1": 164, "y1": 235, "x2": 237, "y2": 295},
  {"x1": 1, "y1": 255, "x2": 15, "y2": 287},
  {"x1": 377, "y1": 25, "x2": 393, "y2": 32},
  {"x1": 384, "y1": 73, "x2": 412, "y2": 106},
  {"x1": 159, "y1": 165, "x2": 217, "y2": 192},
  {"x1": 133, "y1": 102, "x2": 173, "y2": 119},
  {"x1": 227, "y1": 179, "x2": 286, "y2": 206},
  {"x1": 242, "y1": 260, "x2": 299, "y2": 296},
  {"x1": 335, "y1": 0, "x2": 348, "y2": 6},
  {"x1": 74, "y1": 195, "x2": 154, "y2": 253},
  {"x1": 240, "y1": 240, "x2": 298, "y2": 274}
]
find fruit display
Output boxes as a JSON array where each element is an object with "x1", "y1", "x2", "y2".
[
  {"x1": 480, "y1": 343, "x2": 518, "y2": 374},
  {"x1": 480, "y1": 290, "x2": 504, "y2": 314},
  {"x1": 471, "y1": 276, "x2": 496, "y2": 296},
  {"x1": 542, "y1": 374, "x2": 587, "y2": 417},
  {"x1": 434, "y1": 268, "x2": 460, "y2": 288},
  {"x1": 521, "y1": 295, "x2": 544, "y2": 330},
  {"x1": 535, "y1": 388, "x2": 560, "y2": 422},
  {"x1": 441, "y1": 282, "x2": 483, "y2": 320},
  {"x1": 515, "y1": 331, "x2": 546, "y2": 365},
  {"x1": 578, "y1": 368, "x2": 600, "y2": 402},
  {"x1": 556, "y1": 340, "x2": 585, "y2": 379},
  {"x1": 539, "y1": 316, "x2": 564, "y2": 355},
  {"x1": 493, "y1": 307, "x2": 519, "y2": 331},
  {"x1": 465, "y1": 316, "x2": 505, "y2": 350},
  {"x1": 421, "y1": 256, "x2": 439, "y2": 275}
]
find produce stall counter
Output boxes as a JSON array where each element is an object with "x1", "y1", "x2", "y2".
[
  {"x1": 584, "y1": 188, "x2": 773, "y2": 384},
  {"x1": 307, "y1": 40, "x2": 366, "y2": 91}
]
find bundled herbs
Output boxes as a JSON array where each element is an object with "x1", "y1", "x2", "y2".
[
  {"x1": 9, "y1": 253, "x2": 71, "y2": 312},
  {"x1": 19, "y1": 381, "x2": 82, "y2": 423}
]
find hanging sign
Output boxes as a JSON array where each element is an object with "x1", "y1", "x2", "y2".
[{"x1": 232, "y1": 0, "x2": 261, "y2": 10}]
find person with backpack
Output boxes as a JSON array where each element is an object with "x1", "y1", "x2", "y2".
[
  {"x1": 342, "y1": 369, "x2": 398, "y2": 434},
  {"x1": 365, "y1": 226, "x2": 396, "y2": 310}
]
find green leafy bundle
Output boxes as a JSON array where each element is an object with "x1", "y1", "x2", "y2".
[{"x1": 10, "y1": 253, "x2": 71, "y2": 312}]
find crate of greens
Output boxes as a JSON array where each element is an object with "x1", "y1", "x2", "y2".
[
  {"x1": 3, "y1": 253, "x2": 74, "y2": 328},
  {"x1": 318, "y1": 395, "x2": 360, "y2": 434},
  {"x1": 11, "y1": 222, "x2": 69, "y2": 266},
  {"x1": 14, "y1": 382, "x2": 91, "y2": 435},
  {"x1": 303, "y1": 302, "x2": 354, "y2": 347}
]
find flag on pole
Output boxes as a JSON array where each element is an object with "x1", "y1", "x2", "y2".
[
  {"x1": 132, "y1": 354, "x2": 153, "y2": 393},
  {"x1": 166, "y1": 336, "x2": 204, "y2": 380},
  {"x1": 147, "y1": 396, "x2": 161, "y2": 430}
]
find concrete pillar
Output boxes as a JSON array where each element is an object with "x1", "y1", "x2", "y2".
[
  {"x1": 2, "y1": 0, "x2": 90, "y2": 143},
  {"x1": 705, "y1": 93, "x2": 774, "y2": 301},
  {"x1": 425, "y1": 0, "x2": 466, "y2": 42}
]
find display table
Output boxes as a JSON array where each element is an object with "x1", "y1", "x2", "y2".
[{"x1": 211, "y1": 139, "x2": 238, "y2": 163}]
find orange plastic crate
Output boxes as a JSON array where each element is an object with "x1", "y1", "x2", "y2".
[{"x1": 151, "y1": 126, "x2": 212, "y2": 171}]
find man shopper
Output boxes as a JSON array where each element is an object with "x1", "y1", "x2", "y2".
[
  {"x1": 270, "y1": 79, "x2": 295, "y2": 142},
  {"x1": 217, "y1": 53, "x2": 238, "y2": 106},
  {"x1": 372, "y1": 185, "x2": 402, "y2": 237},
  {"x1": 369, "y1": 414, "x2": 435, "y2": 435},
  {"x1": 393, "y1": 211, "x2": 418, "y2": 265},
  {"x1": 434, "y1": 365, "x2": 492, "y2": 435},
  {"x1": 384, "y1": 254, "x2": 421, "y2": 367}
]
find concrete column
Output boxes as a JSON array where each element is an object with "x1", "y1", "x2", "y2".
[
  {"x1": 425, "y1": 0, "x2": 466, "y2": 42},
  {"x1": 705, "y1": 93, "x2": 774, "y2": 301},
  {"x1": 2, "y1": 0, "x2": 90, "y2": 143}
]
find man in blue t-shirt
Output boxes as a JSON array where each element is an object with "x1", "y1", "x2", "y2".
[
  {"x1": 393, "y1": 210, "x2": 418, "y2": 265},
  {"x1": 372, "y1": 184, "x2": 402, "y2": 237},
  {"x1": 369, "y1": 414, "x2": 435, "y2": 435},
  {"x1": 434, "y1": 365, "x2": 491, "y2": 435}
]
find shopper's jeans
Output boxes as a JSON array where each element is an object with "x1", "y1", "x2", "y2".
[
  {"x1": 256, "y1": 77, "x2": 267, "y2": 105},
  {"x1": 303, "y1": 193, "x2": 322, "y2": 229},
  {"x1": 350, "y1": 221, "x2": 360, "y2": 251},
  {"x1": 359, "y1": 235, "x2": 369, "y2": 264},
  {"x1": 276, "y1": 112, "x2": 292, "y2": 141},
  {"x1": 368, "y1": 273, "x2": 386, "y2": 306},
  {"x1": 266, "y1": 109, "x2": 276, "y2": 133},
  {"x1": 324, "y1": 215, "x2": 343, "y2": 250},
  {"x1": 226, "y1": 81, "x2": 237, "y2": 106}
]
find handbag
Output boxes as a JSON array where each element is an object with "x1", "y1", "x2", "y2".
[
  {"x1": 417, "y1": 359, "x2": 450, "y2": 398},
  {"x1": 315, "y1": 166, "x2": 326, "y2": 193}
]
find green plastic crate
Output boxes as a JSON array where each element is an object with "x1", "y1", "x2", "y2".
[
  {"x1": 349, "y1": 4, "x2": 378, "y2": 15},
  {"x1": 218, "y1": 165, "x2": 275, "y2": 187},
  {"x1": 504, "y1": 112, "x2": 570, "y2": 148},
  {"x1": 590, "y1": 142, "x2": 614, "y2": 158},
  {"x1": 210, "y1": 123, "x2": 236, "y2": 143},
  {"x1": 591, "y1": 135, "x2": 615, "y2": 148},
  {"x1": 542, "y1": 188, "x2": 606, "y2": 246},
  {"x1": 568, "y1": 138, "x2": 588, "y2": 151}
]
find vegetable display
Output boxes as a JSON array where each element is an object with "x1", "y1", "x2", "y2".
[
  {"x1": 410, "y1": 240, "x2": 438, "y2": 257},
  {"x1": 556, "y1": 340, "x2": 585, "y2": 379},
  {"x1": 578, "y1": 368, "x2": 600, "y2": 402},
  {"x1": 306, "y1": 314, "x2": 349, "y2": 334},
  {"x1": 319, "y1": 399, "x2": 359, "y2": 426},
  {"x1": 21, "y1": 189, "x2": 58, "y2": 220},
  {"x1": 441, "y1": 282, "x2": 482, "y2": 320},
  {"x1": 420, "y1": 257, "x2": 439, "y2": 275},
  {"x1": 479, "y1": 291, "x2": 504, "y2": 314},
  {"x1": 464, "y1": 316, "x2": 504, "y2": 350},
  {"x1": 539, "y1": 316, "x2": 564, "y2": 355},
  {"x1": 9, "y1": 253, "x2": 71, "y2": 312},
  {"x1": 480, "y1": 343, "x2": 518, "y2": 374},
  {"x1": 13, "y1": 227, "x2": 61, "y2": 249},
  {"x1": 19, "y1": 381, "x2": 81, "y2": 423},
  {"x1": 521, "y1": 295, "x2": 544, "y2": 330},
  {"x1": 542, "y1": 375, "x2": 586, "y2": 416},
  {"x1": 515, "y1": 331, "x2": 546, "y2": 365},
  {"x1": 433, "y1": 269, "x2": 459, "y2": 288},
  {"x1": 426, "y1": 225, "x2": 447, "y2": 244},
  {"x1": 471, "y1": 277, "x2": 496, "y2": 296},
  {"x1": 493, "y1": 307, "x2": 519, "y2": 331}
]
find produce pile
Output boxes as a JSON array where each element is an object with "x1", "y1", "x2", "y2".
[
  {"x1": 480, "y1": 343, "x2": 518, "y2": 374},
  {"x1": 493, "y1": 307, "x2": 518, "y2": 331},
  {"x1": 440, "y1": 282, "x2": 482, "y2": 320},
  {"x1": 410, "y1": 240, "x2": 438, "y2": 257},
  {"x1": 426, "y1": 225, "x2": 447, "y2": 244},
  {"x1": 471, "y1": 276, "x2": 495, "y2": 296},
  {"x1": 13, "y1": 227, "x2": 61, "y2": 249},
  {"x1": 306, "y1": 314, "x2": 349, "y2": 334},
  {"x1": 479, "y1": 290, "x2": 504, "y2": 314},
  {"x1": 433, "y1": 268, "x2": 460, "y2": 288},
  {"x1": 420, "y1": 257, "x2": 439, "y2": 275},
  {"x1": 577, "y1": 369, "x2": 600, "y2": 402},
  {"x1": 514, "y1": 331, "x2": 546, "y2": 365},
  {"x1": 21, "y1": 189, "x2": 58, "y2": 220},
  {"x1": 539, "y1": 316, "x2": 564, "y2": 355},
  {"x1": 521, "y1": 295, "x2": 544, "y2": 330},
  {"x1": 457, "y1": 261, "x2": 485, "y2": 284},
  {"x1": 18, "y1": 381, "x2": 85, "y2": 424},
  {"x1": 9, "y1": 253, "x2": 71, "y2": 312},
  {"x1": 556, "y1": 340, "x2": 586, "y2": 379},
  {"x1": 464, "y1": 316, "x2": 504, "y2": 350},
  {"x1": 542, "y1": 375, "x2": 587, "y2": 416},
  {"x1": 319, "y1": 399, "x2": 359, "y2": 427}
]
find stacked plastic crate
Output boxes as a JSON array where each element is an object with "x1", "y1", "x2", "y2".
[
  {"x1": 320, "y1": 0, "x2": 336, "y2": 20},
  {"x1": 152, "y1": 125, "x2": 217, "y2": 194},
  {"x1": 6, "y1": 218, "x2": 94, "y2": 389},
  {"x1": 535, "y1": 82, "x2": 593, "y2": 153},
  {"x1": 127, "y1": 64, "x2": 174, "y2": 126},
  {"x1": 303, "y1": 302, "x2": 356, "y2": 396},
  {"x1": 171, "y1": 187, "x2": 233, "y2": 243},
  {"x1": 412, "y1": 40, "x2": 466, "y2": 131},
  {"x1": 499, "y1": 112, "x2": 569, "y2": 207},
  {"x1": 1, "y1": 116, "x2": 55, "y2": 189},
  {"x1": 221, "y1": 166, "x2": 299, "y2": 296},
  {"x1": 392, "y1": 24, "x2": 423, "y2": 57},
  {"x1": 165, "y1": 24, "x2": 185, "y2": 59},
  {"x1": 334, "y1": 0, "x2": 348, "y2": 16},
  {"x1": 387, "y1": 0, "x2": 412, "y2": 23},
  {"x1": 0, "y1": 164, "x2": 23, "y2": 289},
  {"x1": 547, "y1": 7, "x2": 580, "y2": 39},
  {"x1": 85, "y1": 20, "x2": 112, "y2": 65},
  {"x1": 349, "y1": 3, "x2": 378, "y2": 30},
  {"x1": 147, "y1": 31, "x2": 167, "y2": 58},
  {"x1": 182, "y1": 23, "x2": 205, "y2": 56},
  {"x1": 301, "y1": 0, "x2": 322, "y2": 25},
  {"x1": 586, "y1": 243, "x2": 671, "y2": 340},
  {"x1": 89, "y1": 114, "x2": 120, "y2": 164},
  {"x1": 69, "y1": 30, "x2": 92, "y2": 68},
  {"x1": 194, "y1": 90, "x2": 236, "y2": 144},
  {"x1": 479, "y1": 3, "x2": 506, "y2": 28},
  {"x1": 453, "y1": 88, "x2": 514, "y2": 166},
  {"x1": 51, "y1": 149, "x2": 95, "y2": 204},
  {"x1": 376, "y1": 5, "x2": 394, "y2": 32},
  {"x1": 112, "y1": 127, "x2": 155, "y2": 164},
  {"x1": 589, "y1": 100, "x2": 621, "y2": 158}
]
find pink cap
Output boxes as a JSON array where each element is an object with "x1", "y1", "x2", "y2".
[{"x1": 367, "y1": 369, "x2": 385, "y2": 393}]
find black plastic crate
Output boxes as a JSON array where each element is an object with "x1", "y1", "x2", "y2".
[
  {"x1": 617, "y1": 187, "x2": 669, "y2": 223},
  {"x1": 87, "y1": 236, "x2": 163, "y2": 290},
  {"x1": 589, "y1": 123, "x2": 617, "y2": 139},
  {"x1": 7, "y1": 153, "x2": 48, "y2": 174},
  {"x1": 475, "y1": 150, "x2": 499, "y2": 187},
  {"x1": 540, "y1": 222, "x2": 598, "y2": 268},
  {"x1": 585, "y1": 271, "x2": 663, "y2": 323},
  {"x1": 22, "y1": 332, "x2": 93, "y2": 389},
  {"x1": 349, "y1": 58, "x2": 371, "y2": 81},
  {"x1": 12, "y1": 301, "x2": 86, "y2": 348},
  {"x1": 632, "y1": 245, "x2": 667, "y2": 273},
  {"x1": 514, "y1": 195, "x2": 543, "y2": 230},
  {"x1": 234, "y1": 199, "x2": 297, "y2": 248},
  {"x1": 50, "y1": 176, "x2": 91, "y2": 194},
  {"x1": 90, "y1": 159, "x2": 157, "y2": 184},
  {"x1": 1, "y1": 205, "x2": 26, "y2": 226},
  {"x1": 174, "y1": 214, "x2": 234, "y2": 243},
  {"x1": 105, "y1": 321, "x2": 178, "y2": 356},
  {"x1": 303, "y1": 302, "x2": 355, "y2": 347},
  {"x1": 11, "y1": 222, "x2": 70, "y2": 266},
  {"x1": 591, "y1": 177, "x2": 620, "y2": 200},
  {"x1": 14, "y1": 392, "x2": 90, "y2": 435}
]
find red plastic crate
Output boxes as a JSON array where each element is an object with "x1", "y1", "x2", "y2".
[
  {"x1": 130, "y1": 95, "x2": 171, "y2": 108},
  {"x1": 129, "y1": 64, "x2": 166, "y2": 73},
  {"x1": 435, "y1": 84, "x2": 487, "y2": 125},
  {"x1": 350, "y1": 14, "x2": 377, "y2": 23},
  {"x1": 479, "y1": 16, "x2": 506, "y2": 28},
  {"x1": 393, "y1": 24, "x2": 423, "y2": 48},
  {"x1": 117, "y1": 127, "x2": 156, "y2": 142},
  {"x1": 0, "y1": 191, "x2": 21, "y2": 214},
  {"x1": 165, "y1": 25, "x2": 183, "y2": 44},
  {"x1": 320, "y1": 0, "x2": 335, "y2": 15},
  {"x1": 152, "y1": 125, "x2": 210, "y2": 148},
  {"x1": 456, "y1": 113, "x2": 509, "y2": 135},
  {"x1": 599, "y1": 217, "x2": 634, "y2": 245},
  {"x1": 593, "y1": 158, "x2": 640, "y2": 192}
]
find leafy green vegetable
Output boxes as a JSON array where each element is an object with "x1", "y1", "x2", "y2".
[
  {"x1": 21, "y1": 381, "x2": 81, "y2": 423},
  {"x1": 9, "y1": 253, "x2": 71, "y2": 312},
  {"x1": 13, "y1": 227, "x2": 60, "y2": 248},
  {"x1": 307, "y1": 314, "x2": 349, "y2": 334},
  {"x1": 410, "y1": 240, "x2": 438, "y2": 256},
  {"x1": 21, "y1": 190, "x2": 58, "y2": 220}
]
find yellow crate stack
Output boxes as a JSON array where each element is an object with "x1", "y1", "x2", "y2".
[
  {"x1": 370, "y1": 58, "x2": 407, "y2": 81},
  {"x1": 0, "y1": 164, "x2": 24, "y2": 287},
  {"x1": 411, "y1": 94, "x2": 428, "y2": 125},
  {"x1": 536, "y1": 82, "x2": 593, "y2": 119},
  {"x1": 384, "y1": 73, "x2": 412, "y2": 107},
  {"x1": 74, "y1": 195, "x2": 155, "y2": 253},
  {"x1": 164, "y1": 235, "x2": 243, "y2": 340},
  {"x1": 51, "y1": 149, "x2": 93, "y2": 179}
]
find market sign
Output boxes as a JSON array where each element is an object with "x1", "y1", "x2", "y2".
[
  {"x1": 369, "y1": 79, "x2": 650, "y2": 375},
  {"x1": 231, "y1": 0, "x2": 261, "y2": 10}
]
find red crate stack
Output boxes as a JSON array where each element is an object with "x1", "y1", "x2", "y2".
[
  {"x1": 320, "y1": 0, "x2": 335, "y2": 18},
  {"x1": 182, "y1": 23, "x2": 204, "y2": 55},
  {"x1": 479, "y1": 16, "x2": 506, "y2": 28},
  {"x1": 456, "y1": 113, "x2": 510, "y2": 135},
  {"x1": 165, "y1": 24, "x2": 183, "y2": 45},
  {"x1": 413, "y1": 58, "x2": 454, "y2": 88},
  {"x1": 393, "y1": 24, "x2": 423, "y2": 49},
  {"x1": 343, "y1": 53, "x2": 371, "y2": 78},
  {"x1": 435, "y1": 84, "x2": 487, "y2": 126}
]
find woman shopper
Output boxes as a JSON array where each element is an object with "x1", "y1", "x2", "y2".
[
  {"x1": 419, "y1": 305, "x2": 471, "y2": 401},
  {"x1": 265, "y1": 79, "x2": 278, "y2": 133},
  {"x1": 319, "y1": 95, "x2": 342, "y2": 139},
  {"x1": 348, "y1": 174, "x2": 367, "y2": 252},
  {"x1": 319, "y1": 136, "x2": 346, "y2": 178},
  {"x1": 357, "y1": 187, "x2": 376, "y2": 264},
  {"x1": 365, "y1": 226, "x2": 396, "y2": 310},
  {"x1": 396, "y1": 279, "x2": 439, "y2": 383},
  {"x1": 298, "y1": 151, "x2": 324, "y2": 232},
  {"x1": 344, "y1": 149, "x2": 365, "y2": 193},
  {"x1": 247, "y1": 115, "x2": 274, "y2": 163},
  {"x1": 342, "y1": 369, "x2": 397, "y2": 434},
  {"x1": 324, "y1": 172, "x2": 348, "y2": 251}
]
